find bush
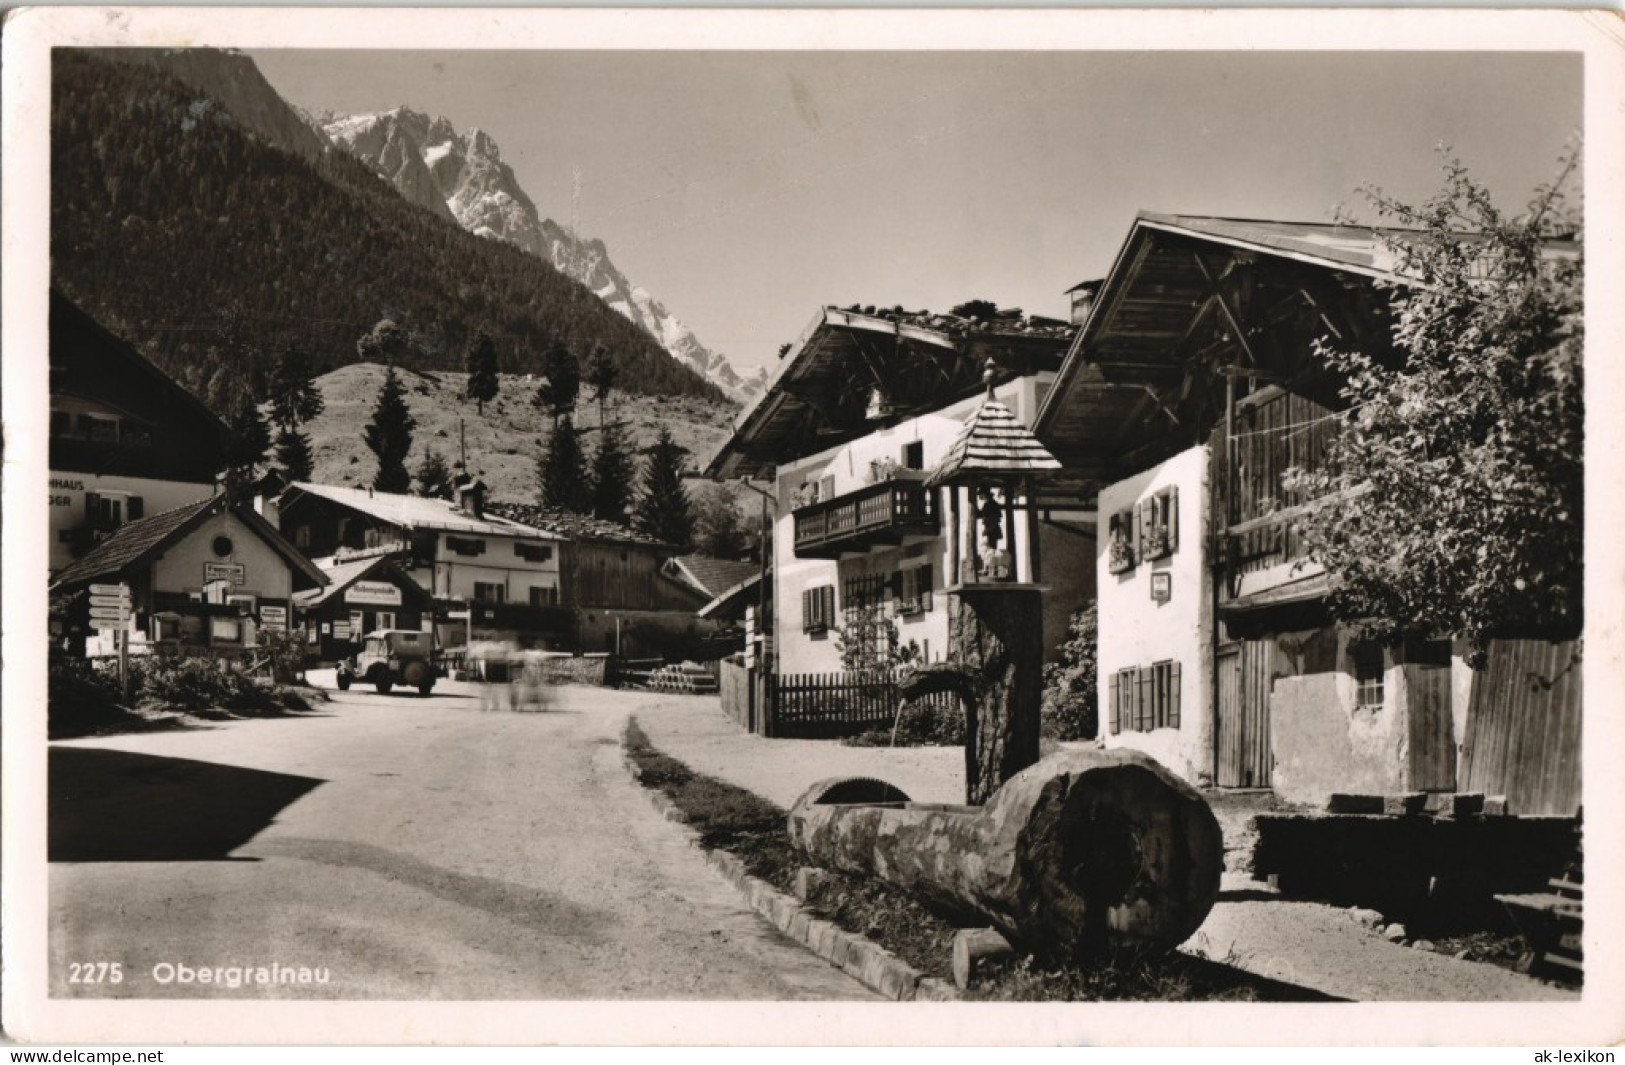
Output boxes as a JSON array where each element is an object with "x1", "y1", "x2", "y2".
[
  {"x1": 843, "y1": 695, "x2": 965, "y2": 748},
  {"x1": 132, "y1": 657, "x2": 279, "y2": 715},
  {"x1": 1042, "y1": 603, "x2": 1098, "y2": 741}
]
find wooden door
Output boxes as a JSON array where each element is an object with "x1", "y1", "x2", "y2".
[
  {"x1": 1215, "y1": 641, "x2": 1273, "y2": 788},
  {"x1": 1405, "y1": 641, "x2": 1457, "y2": 792}
]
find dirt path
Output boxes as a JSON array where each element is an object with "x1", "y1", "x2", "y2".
[{"x1": 49, "y1": 680, "x2": 876, "y2": 1000}]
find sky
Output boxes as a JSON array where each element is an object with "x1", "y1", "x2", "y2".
[{"x1": 251, "y1": 49, "x2": 1582, "y2": 378}]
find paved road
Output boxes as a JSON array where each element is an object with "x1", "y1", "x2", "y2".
[{"x1": 48, "y1": 678, "x2": 876, "y2": 1000}]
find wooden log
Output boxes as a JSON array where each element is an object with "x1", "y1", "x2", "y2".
[
  {"x1": 787, "y1": 748, "x2": 1224, "y2": 959},
  {"x1": 952, "y1": 928, "x2": 1015, "y2": 989}
]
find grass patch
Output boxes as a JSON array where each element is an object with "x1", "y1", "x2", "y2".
[{"x1": 623, "y1": 718, "x2": 1327, "y2": 1001}]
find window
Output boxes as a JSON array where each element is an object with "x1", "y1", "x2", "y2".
[
  {"x1": 1139, "y1": 486, "x2": 1179, "y2": 560},
  {"x1": 530, "y1": 585, "x2": 560, "y2": 607},
  {"x1": 1352, "y1": 642, "x2": 1385, "y2": 709},
  {"x1": 802, "y1": 585, "x2": 836, "y2": 633},
  {"x1": 902, "y1": 441, "x2": 925, "y2": 471},
  {"x1": 843, "y1": 574, "x2": 888, "y2": 622},
  {"x1": 896, "y1": 565, "x2": 933, "y2": 616},
  {"x1": 295, "y1": 525, "x2": 311, "y2": 548},
  {"x1": 374, "y1": 611, "x2": 396, "y2": 631},
  {"x1": 473, "y1": 582, "x2": 506, "y2": 604},
  {"x1": 515, "y1": 541, "x2": 553, "y2": 563},
  {"x1": 447, "y1": 536, "x2": 487, "y2": 557},
  {"x1": 1107, "y1": 509, "x2": 1136, "y2": 573},
  {"x1": 1108, "y1": 662, "x2": 1182, "y2": 733}
]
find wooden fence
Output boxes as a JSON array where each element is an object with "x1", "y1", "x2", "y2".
[
  {"x1": 719, "y1": 657, "x2": 754, "y2": 731},
  {"x1": 1461, "y1": 638, "x2": 1583, "y2": 817},
  {"x1": 767, "y1": 671, "x2": 960, "y2": 740}
]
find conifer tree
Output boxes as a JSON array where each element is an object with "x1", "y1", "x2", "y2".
[
  {"x1": 538, "y1": 416, "x2": 590, "y2": 513},
  {"x1": 274, "y1": 426, "x2": 315, "y2": 483},
  {"x1": 465, "y1": 332, "x2": 500, "y2": 415},
  {"x1": 586, "y1": 343, "x2": 618, "y2": 428},
  {"x1": 221, "y1": 388, "x2": 272, "y2": 500},
  {"x1": 533, "y1": 339, "x2": 581, "y2": 427},
  {"x1": 589, "y1": 422, "x2": 636, "y2": 522},
  {"x1": 364, "y1": 365, "x2": 416, "y2": 493},
  {"x1": 633, "y1": 427, "x2": 695, "y2": 549},
  {"x1": 415, "y1": 447, "x2": 455, "y2": 499},
  {"x1": 269, "y1": 344, "x2": 325, "y2": 431}
]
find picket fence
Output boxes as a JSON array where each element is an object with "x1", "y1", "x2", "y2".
[{"x1": 767, "y1": 670, "x2": 960, "y2": 740}]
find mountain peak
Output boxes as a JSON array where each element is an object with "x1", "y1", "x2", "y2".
[{"x1": 325, "y1": 109, "x2": 764, "y2": 404}]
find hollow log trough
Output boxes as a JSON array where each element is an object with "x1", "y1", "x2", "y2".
[{"x1": 787, "y1": 750, "x2": 1224, "y2": 960}]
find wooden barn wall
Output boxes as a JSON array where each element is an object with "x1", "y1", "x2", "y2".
[
  {"x1": 1460, "y1": 638, "x2": 1582, "y2": 816},
  {"x1": 567, "y1": 542, "x2": 700, "y2": 612}
]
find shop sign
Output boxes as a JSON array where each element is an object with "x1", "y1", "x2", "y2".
[
  {"x1": 204, "y1": 561, "x2": 246, "y2": 586},
  {"x1": 345, "y1": 580, "x2": 403, "y2": 607},
  {"x1": 260, "y1": 605, "x2": 288, "y2": 631}
]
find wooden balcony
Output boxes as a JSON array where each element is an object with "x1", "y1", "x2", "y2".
[{"x1": 793, "y1": 480, "x2": 938, "y2": 560}]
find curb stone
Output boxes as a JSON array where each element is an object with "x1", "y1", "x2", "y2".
[{"x1": 619, "y1": 729, "x2": 957, "y2": 1002}]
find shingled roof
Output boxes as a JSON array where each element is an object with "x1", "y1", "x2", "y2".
[
  {"x1": 665, "y1": 555, "x2": 760, "y2": 600},
  {"x1": 926, "y1": 395, "x2": 1062, "y2": 488},
  {"x1": 51, "y1": 495, "x2": 326, "y2": 591}
]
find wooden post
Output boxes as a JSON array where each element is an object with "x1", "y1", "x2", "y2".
[{"x1": 952, "y1": 585, "x2": 1044, "y2": 805}]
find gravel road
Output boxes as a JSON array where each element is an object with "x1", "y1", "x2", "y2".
[{"x1": 49, "y1": 679, "x2": 876, "y2": 1000}]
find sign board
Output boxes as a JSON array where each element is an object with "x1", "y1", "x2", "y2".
[
  {"x1": 204, "y1": 561, "x2": 246, "y2": 586},
  {"x1": 89, "y1": 583, "x2": 129, "y2": 598},
  {"x1": 332, "y1": 620, "x2": 351, "y2": 639},
  {"x1": 260, "y1": 605, "x2": 288, "y2": 631},
  {"x1": 89, "y1": 593, "x2": 129, "y2": 610},
  {"x1": 1150, "y1": 572, "x2": 1173, "y2": 604},
  {"x1": 345, "y1": 580, "x2": 403, "y2": 607}
]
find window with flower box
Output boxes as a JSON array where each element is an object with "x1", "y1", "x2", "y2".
[
  {"x1": 895, "y1": 564, "x2": 933, "y2": 616},
  {"x1": 1107, "y1": 509, "x2": 1137, "y2": 574},
  {"x1": 802, "y1": 584, "x2": 836, "y2": 634},
  {"x1": 1138, "y1": 486, "x2": 1179, "y2": 561}
]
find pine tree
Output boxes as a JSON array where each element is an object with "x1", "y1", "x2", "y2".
[
  {"x1": 465, "y1": 332, "x2": 500, "y2": 415},
  {"x1": 364, "y1": 364, "x2": 416, "y2": 493},
  {"x1": 269, "y1": 344, "x2": 325, "y2": 431},
  {"x1": 634, "y1": 427, "x2": 695, "y2": 549},
  {"x1": 586, "y1": 342, "x2": 618, "y2": 428},
  {"x1": 538, "y1": 416, "x2": 590, "y2": 513},
  {"x1": 415, "y1": 447, "x2": 455, "y2": 499},
  {"x1": 533, "y1": 339, "x2": 581, "y2": 427},
  {"x1": 589, "y1": 422, "x2": 636, "y2": 522},
  {"x1": 274, "y1": 426, "x2": 315, "y2": 482},
  {"x1": 693, "y1": 483, "x2": 750, "y2": 558},
  {"x1": 221, "y1": 388, "x2": 272, "y2": 500}
]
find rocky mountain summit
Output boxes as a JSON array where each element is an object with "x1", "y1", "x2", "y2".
[{"x1": 324, "y1": 107, "x2": 767, "y2": 403}]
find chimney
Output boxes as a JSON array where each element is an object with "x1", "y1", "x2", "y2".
[{"x1": 1068, "y1": 280, "x2": 1103, "y2": 327}]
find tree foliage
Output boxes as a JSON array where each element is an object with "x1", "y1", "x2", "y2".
[
  {"x1": 585, "y1": 343, "x2": 618, "y2": 427},
  {"x1": 692, "y1": 483, "x2": 753, "y2": 559},
  {"x1": 415, "y1": 447, "x2": 455, "y2": 499},
  {"x1": 633, "y1": 427, "x2": 695, "y2": 550},
  {"x1": 534, "y1": 339, "x2": 581, "y2": 426},
  {"x1": 1286, "y1": 148, "x2": 1583, "y2": 664},
  {"x1": 951, "y1": 299, "x2": 999, "y2": 320},
  {"x1": 268, "y1": 344, "x2": 324, "y2": 431},
  {"x1": 49, "y1": 51, "x2": 730, "y2": 419},
  {"x1": 221, "y1": 388, "x2": 271, "y2": 499},
  {"x1": 356, "y1": 318, "x2": 415, "y2": 366},
  {"x1": 1041, "y1": 603, "x2": 1098, "y2": 741},
  {"x1": 363, "y1": 364, "x2": 416, "y2": 493},
  {"x1": 538, "y1": 417, "x2": 591, "y2": 513},
  {"x1": 834, "y1": 601, "x2": 920, "y2": 675},
  {"x1": 589, "y1": 422, "x2": 637, "y2": 522},
  {"x1": 274, "y1": 425, "x2": 315, "y2": 483},
  {"x1": 464, "y1": 332, "x2": 501, "y2": 415}
]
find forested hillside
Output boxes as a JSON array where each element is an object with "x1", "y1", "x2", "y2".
[{"x1": 50, "y1": 50, "x2": 728, "y2": 414}]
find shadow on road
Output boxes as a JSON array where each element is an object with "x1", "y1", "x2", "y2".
[
  {"x1": 250, "y1": 836, "x2": 614, "y2": 943},
  {"x1": 50, "y1": 747, "x2": 324, "y2": 862}
]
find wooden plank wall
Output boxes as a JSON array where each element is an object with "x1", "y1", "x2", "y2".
[{"x1": 1460, "y1": 639, "x2": 1583, "y2": 816}]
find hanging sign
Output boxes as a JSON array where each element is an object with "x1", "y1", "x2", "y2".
[
  {"x1": 204, "y1": 561, "x2": 246, "y2": 586},
  {"x1": 346, "y1": 580, "x2": 403, "y2": 607},
  {"x1": 260, "y1": 605, "x2": 288, "y2": 631},
  {"x1": 1150, "y1": 572, "x2": 1173, "y2": 604}
]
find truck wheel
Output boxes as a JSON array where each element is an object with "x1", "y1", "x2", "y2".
[
  {"x1": 376, "y1": 678, "x2": 393, "y2": 695},
  {"x1": 336, "y1": 672, "x2": 351, "y2": 691}
]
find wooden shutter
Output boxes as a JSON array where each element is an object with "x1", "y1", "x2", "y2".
[
  {"x1": 1135, "y1": 500, "x2": 1147, "y2": 557},
  {"x1": 128, "y1": 496, "x2": 144, "y2": 521},
  {"x1": 1169, "y1": 660, "x2": 1182, "y2": 729},
  {"x1": 802, "y1": 588, "x2": 813, "y2": 632},
  {"x1": 1137, "y1": 667, "x2": 1150, "y2": 731},
  {"x1": 1168, "y1": 486, "x2": 1179, "y2": 552},
  {"x1": 819, "y1": 475, "x2": 835, "y2": 501},
  {"x1": 85, "y1": 491, "x2": 101, "y2": 522},
  {"x1": 1108, "y1": 672, "x2": 1119, "y2": 734},
  {"x1": 920, "y1": 564, "x2": 933, "y2": 613}
]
